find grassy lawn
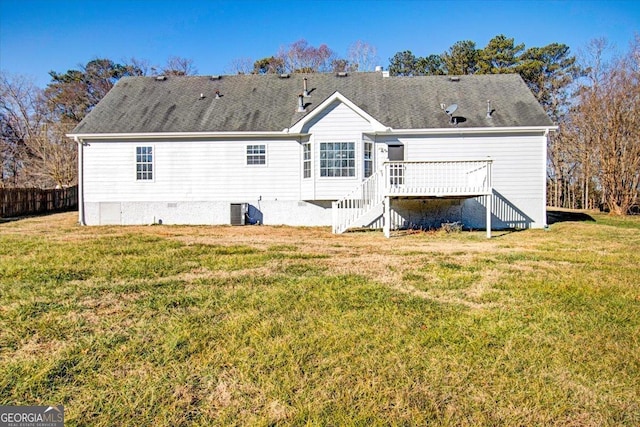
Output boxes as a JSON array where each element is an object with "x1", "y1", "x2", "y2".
[{"x1": 1, "y1": 211, "x2": 639, "y2": 426}]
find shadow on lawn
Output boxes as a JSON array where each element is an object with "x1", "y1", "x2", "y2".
[
  {"x1": 547, "y1": 209, "x2": 596, "y2": 225},
  {"x1": 0, "y1": 207, "x2": 78, "y2": 224}
]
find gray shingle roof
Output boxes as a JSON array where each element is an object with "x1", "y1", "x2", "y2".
[{"x1": 71, "y1": 72, "x2": 553, "y2": 134}]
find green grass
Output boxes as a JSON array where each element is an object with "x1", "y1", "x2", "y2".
[{"x1": 1, "y1": 212, "x2": 639, "y2": 426}]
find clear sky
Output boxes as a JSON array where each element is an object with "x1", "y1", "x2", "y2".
[{"x1": 1, "y1": 0, "x2": 638, "y2": 87}]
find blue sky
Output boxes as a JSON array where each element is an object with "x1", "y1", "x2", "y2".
[{"x1": 1, "y1": 0, "x2": 638, "y2": 87}]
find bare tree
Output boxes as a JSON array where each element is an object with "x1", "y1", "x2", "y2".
[
  {"x1": 0, "y1": 72, "x2": 45, "y2": 186},
  {"x1": 162, "y1": 56, "x2": 197, "y2": 76},
  {"x1": 22, "y1": 120, "x2": 76, "y2": 188},
  {"x1": 0, "y1": 72, "x2": 76, "y2": 188},
  {"x1": 567, "y1": 36, "x2": 640, "y2": 214},
  {"x1": 225, "y1": 57, "x2": 254, "y2": 74},
  {"x1": 125, "y1": 57, "x2": 156, "y2": 76},
  {"x1": 278, "y1": 39, "x2": 335, "y2": 73},
  {"x1": 347, "y1": 40, "x2": 379, "y2": 72}
]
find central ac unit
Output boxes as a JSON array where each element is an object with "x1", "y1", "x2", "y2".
[{"x1": 230, "y1": 203, "x2": 248, "y2": 225}]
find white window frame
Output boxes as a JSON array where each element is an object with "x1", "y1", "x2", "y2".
[
  {"x1": 303, "y1": 142, "x2": 311, "y2": 179},
  {"x1": 364, "y1": 141, "x2": 373, "y2": 178},
  {"x1": 246, "y1": 144, "x2": 266, "y2": 166},
  {"x1": 319, "y1": 142, "x2": 356, "y2": 178},
  {"x1": 135, "y1": 146, "x2": 154, "y2": 181}
]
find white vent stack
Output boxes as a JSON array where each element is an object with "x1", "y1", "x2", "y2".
[
  {"x1": 486, "y1": 100, "x2": 493, "y2": 118},
  {"x1": 375, "y1": 65, "x2": 383, "y2": 72},
  {"x1": 303, "y1": 78, "x2": 309, "y2": 97},
  {"x1": 297, "y1": 94, "x2": 305, "y2": 112}
]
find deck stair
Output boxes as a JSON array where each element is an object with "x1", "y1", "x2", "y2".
[{"x1": 332, "y1": 160, "x2": 493, "y2": 236}]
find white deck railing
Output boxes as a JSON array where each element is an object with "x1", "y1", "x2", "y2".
[
  {"x1": 333, "y1": 160, "x2": 493, "y2": 234},
  {"x1": 332, "y1": 169, "x2": 384, "y2": 234},
  {"x1": 385, "y1": 160, "x2": 492, "y2": 197}
]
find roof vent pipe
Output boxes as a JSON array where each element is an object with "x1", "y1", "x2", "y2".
[
  {"x1": 303, "y1": 78, "x2": 309, "y2": 97},
  {"x1": 297, "y1": 94, "x2": 305, "y2": 112},
  {"x1": 486, "y1": 100, "x2": 492, "y2": 118},
  {"x1": 375, "y1": 65, "x2": 383, "y2": 72},
  {"x1": 215, "y1": 90, "x2": 221, "y2": 99}
]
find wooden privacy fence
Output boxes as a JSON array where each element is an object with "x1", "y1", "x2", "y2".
[{"x1": 0, "y1": 186, "x2": 78, "y2": 218}]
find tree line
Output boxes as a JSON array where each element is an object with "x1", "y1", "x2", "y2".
[
  {"x1": 1, "y1": 35, "x2": 638, "y2": 214},
  {"x1": 0, "y1": 56, "x2": 196, "y2": 188}
]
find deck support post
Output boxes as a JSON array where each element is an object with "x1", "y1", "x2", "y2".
[
  {"x1": 383, "y1": 196, "x2": 391, "y2": 238},
  {"x1": 486, "y1": 192, "x2": 492, "y2": 238}
]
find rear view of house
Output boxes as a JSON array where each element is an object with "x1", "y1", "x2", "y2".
[{"x1": 68, "y1": 71, "x2": 555, "y2": 236}]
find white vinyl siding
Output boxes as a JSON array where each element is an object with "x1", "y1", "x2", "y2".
[
  {"x1": 83, "y1": 138, "x2": 300, "y2": 203},
  {"x1": 302, "y1": 100, "x2": 375, "y2": 199},
  {"x1": 378, "y1": 132, "x2": 547, "y2": 228}
]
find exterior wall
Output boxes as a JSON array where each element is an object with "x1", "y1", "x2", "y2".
[
  {"x1": 82, "y1": 100, "x2": 379, "y2": 226},
  {"x1": 82, "y1": 137, "x2": 323, "y2": 225},
  {"x1": 377, "y1": 132, "x2": 547, "y2": 229},
  {"x1": 83, "y1": 137, "x2": 301, "y2": 203},
  {"x1": 83, "y1": 200, "x2": 332, "y2": 226},
  {"x1": 302, "y1": 101, "x2": 376, "y2": 200},
  {"x1": 81, "y1": 107, "x2": 546, "y2": 229}
]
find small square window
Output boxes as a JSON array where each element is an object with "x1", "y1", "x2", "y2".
[{"x1": 247, "y1": 145, "x2": 266, "y2": 165}]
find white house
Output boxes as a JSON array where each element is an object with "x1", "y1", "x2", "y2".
[{"x1": 68, "y1": 71, "x2": 556, "y2": 237}]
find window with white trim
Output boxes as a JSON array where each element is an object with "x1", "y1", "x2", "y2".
[
  {"x1": 246, "y1": 144, "x2": 266, "y2": 165},
  {"x1": 320, "y1": 142, "x2": 355, "y2": 177},
  {"x1": 364, "y1": 141, "x2": 373, "y2": 178},
  {"x1": 136, "y1": 146, "x2": 153, "y2": 180},
  {"x1": 303, "y1": 142, "x2": 311, "y2": 178}
]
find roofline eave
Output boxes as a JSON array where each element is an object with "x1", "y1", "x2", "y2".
[
  {"x1": 68, "y1": 126, "x2": 557, "y2": 141},
  {"x1": 67, "y1": 130, "x2": 308, "y2": 140},
  {"x1": 370, "y1": 125, "x2": 558, "y2": 136}
]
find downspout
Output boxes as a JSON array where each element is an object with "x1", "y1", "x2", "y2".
[
  {"x1": 543, "y1": 128, "x2": 550, "y2": 228},
  {"x1": 75, "y1": 136, "x2": 86, "y2": 226}
]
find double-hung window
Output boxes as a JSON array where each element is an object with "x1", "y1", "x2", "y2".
[
  {"x1": 364, "y1": 141, "x2": 373, "y2": 178},
  {"x1": 136, "y1": 146, "x2": 153, "y2": 180},
  {"x1": 319, "y1": 142, "x2": 355, "y2": 177},
  {"x1": 247, "y1": 145, "x2": 266, "y2": 165},
  {"x1": 303, "y1": 142, "x2": 311, "y2": 178}
]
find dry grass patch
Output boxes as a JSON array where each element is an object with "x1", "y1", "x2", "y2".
[{"x1": 1, "y1": 211, "x2": 639, "y2": 425}]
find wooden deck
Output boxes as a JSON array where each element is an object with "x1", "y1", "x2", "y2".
[{"x1": 333, "y1": 160, "x2": 493, "y2": 237}]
